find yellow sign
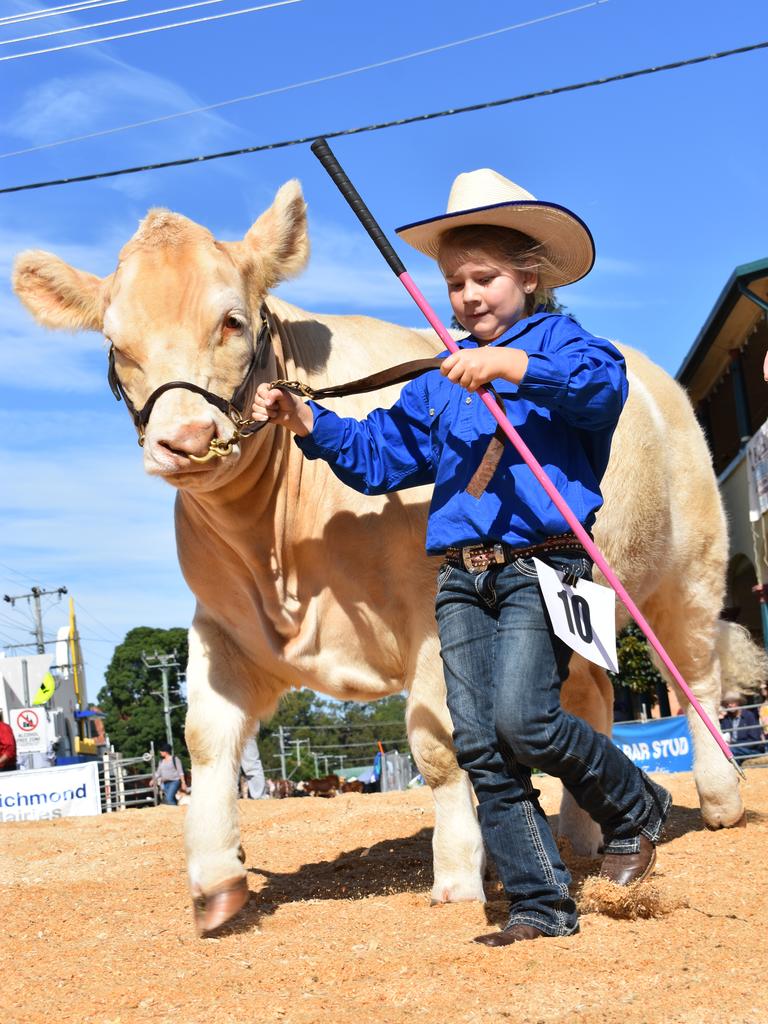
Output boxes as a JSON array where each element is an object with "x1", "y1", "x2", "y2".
[{"x1": 32, "y1": 671, "x2": 56, "y2": 706}]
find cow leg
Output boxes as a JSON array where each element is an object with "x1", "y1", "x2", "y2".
[
  {"x1": 406, "y1": 647, "x2": 486, "y2": 903},
  {"x1": 643, "y1": 589, "x2": 745, "y2": 829},
  {"x1": 183, "y1": 616, "x2": 268, "y2": 935},
  {"x1": 558, "y1": 656, "x2": 611, "y2": 855}
]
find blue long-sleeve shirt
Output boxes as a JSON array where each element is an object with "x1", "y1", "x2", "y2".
[{"x1": 295, "y1": 311, "x2": 627, "y2": 555}]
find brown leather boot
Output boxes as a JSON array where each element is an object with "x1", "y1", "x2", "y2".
[
  {"x1": 474, "y1": 923, "x2": 547, "y2": 946},
  {"x1": 599, "y1": 835, "x2": 657, "y2": 886}
]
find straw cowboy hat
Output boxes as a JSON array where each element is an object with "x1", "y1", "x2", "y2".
[{"x1": 395, "y1": 168, "x2": 595, "y2": 288}]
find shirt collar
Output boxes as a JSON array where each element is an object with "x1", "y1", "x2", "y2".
[{"x1": 460, "y1": 309, "x2": 557, "y2": 349}]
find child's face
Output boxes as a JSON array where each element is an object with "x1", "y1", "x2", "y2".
[{"x1": 442, "y1": 253, "x2": 537, "y2": 342}]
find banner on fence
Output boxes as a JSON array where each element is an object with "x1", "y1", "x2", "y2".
[
  {"x1": 611, "y1": 715, "x2": 693, "y2": 774},
  {"x1": 0, "y1": 761, "x2": 101, "y2": 822}
]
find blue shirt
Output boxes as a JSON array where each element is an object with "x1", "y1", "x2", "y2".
[{"x1": 295, "y1": 312, "x2": 627, "y2": 555}]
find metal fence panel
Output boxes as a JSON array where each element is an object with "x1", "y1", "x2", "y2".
[
  {"x1": 380, "y1": 751, "x2": 412, "y2": 792},
  {"x1": 98, "y1": 746, "x2": 159, "y2": 811}
]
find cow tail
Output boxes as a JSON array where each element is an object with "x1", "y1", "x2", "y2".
[{"x1": 717, "y1": 620, "x2": 768, "y2": 701}]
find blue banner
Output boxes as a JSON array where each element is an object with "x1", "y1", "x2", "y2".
[{"x1": 611, "y1": 715, "x2": 693, "y2": 774}]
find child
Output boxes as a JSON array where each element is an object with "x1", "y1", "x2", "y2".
[{"x1": 252, "y1": 167, "x2": 671, "y2": 945}]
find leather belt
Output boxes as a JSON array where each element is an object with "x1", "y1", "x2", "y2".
[{"x1": 443, "y1": 533, "x2": 587, "y2": 574}]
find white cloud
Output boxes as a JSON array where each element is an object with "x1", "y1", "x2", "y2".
[
  {"x1": 7, "y1": 68, "x2": 231, "y2": 149},
  {"x1": 593, "y1": 255, "x2": 644, "y2": 276},
  {"x1": 277, "y1": 217, "x2": 447, "y2": 312}
]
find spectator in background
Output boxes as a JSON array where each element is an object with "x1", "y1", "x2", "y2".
[
  {"x1": 759, "y1": 683, "x2": 768, "y2": 742},
  {"x1": 0, "y1": 710, "x2": 17, "y2": 772},
  {"x1": 154, "y1": 743, "x2": 187, "y2": 804},
  {"x1": 240, "y1": 733, "x2": 267, "y2": 799},
  {"x1": 719, "y1": 698, "x2": 766, "y2": 762}
]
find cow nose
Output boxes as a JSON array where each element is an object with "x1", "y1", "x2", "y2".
[{"x1": 157, "y1": 420, "x2": 217, "y2": 459}]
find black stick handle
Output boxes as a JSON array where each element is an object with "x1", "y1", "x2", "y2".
[{"x1": 311, "y1": 138, "x2": 406, "y2": 277}]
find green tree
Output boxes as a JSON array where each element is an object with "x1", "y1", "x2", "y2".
[
  {"x1": 98, "y1": 626, "x2": 188, "y2": 759},
  {"x1": 609, "y1": 623, "x2": 664, "y2": 714}
]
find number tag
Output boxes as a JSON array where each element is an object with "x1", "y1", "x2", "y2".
[{"x1": 532, "y1": 557, "x2": 618, "y2": 672}]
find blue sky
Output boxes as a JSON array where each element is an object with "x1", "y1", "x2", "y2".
[{"x1": 1, "y1": 0, "x2": 766, "y2": 692}]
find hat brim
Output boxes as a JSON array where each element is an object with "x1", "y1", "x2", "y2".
[{"x1": 395, "y1": 200, "x2": 595, "y2": 288}]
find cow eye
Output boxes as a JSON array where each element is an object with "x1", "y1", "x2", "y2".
[{"x1": 224, "y1": 314, "x2": 244, "y2": 331}]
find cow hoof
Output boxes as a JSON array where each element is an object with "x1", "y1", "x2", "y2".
[
  {"x1": 704, "y1": 810, "x2": 747, "y2": 831},
  {"x1": 194, "y1": 877, "x2": 250, "y2": 937},
  {"x1": 430, "y1": 882, "x2": 486, "y2": 906}
]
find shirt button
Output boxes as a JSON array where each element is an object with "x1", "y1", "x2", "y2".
[{"x1": 465, "y1": 397, "x2": 472, "y2": 404}]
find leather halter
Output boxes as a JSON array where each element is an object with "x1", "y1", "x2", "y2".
[{"x1": 106, "y1": 305, "x2": 273, "y2": 446}]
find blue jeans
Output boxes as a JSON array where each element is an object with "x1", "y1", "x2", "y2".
[
  {"x1": 435, "y1": 553, "x2": 671, "y2": 936},
  {"x1": 162, "y1": 780, "x2": 181, "y2": 805}
]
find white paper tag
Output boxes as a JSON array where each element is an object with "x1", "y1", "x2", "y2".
[{"x1": 532, "y1": 557, "x2": 618, "y2": 672}]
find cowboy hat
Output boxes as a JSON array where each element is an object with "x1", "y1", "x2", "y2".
[{"x1": 395, "y1": 168, "x2": 595, "y2": 288}]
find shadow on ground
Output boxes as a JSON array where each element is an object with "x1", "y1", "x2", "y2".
[{"x1": 206, "y1": 794, "x2": 767, "y2": 936}]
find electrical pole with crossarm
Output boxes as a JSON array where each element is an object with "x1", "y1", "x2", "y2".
[
  {"x1": 3, "y1": 586, "x2": 67, "y2": 653},
  {"x1": 142, "y1": 649, "x2": 181, "y2": 752}
]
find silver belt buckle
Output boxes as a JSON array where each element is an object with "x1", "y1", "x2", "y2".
[
  {"x1": 462, "y1": 545, "x2": 484, "y2": 573},
  {"x1": 462, "y1": 544, "x2": 505, "y2": 573}
]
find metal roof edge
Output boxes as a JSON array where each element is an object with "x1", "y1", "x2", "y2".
[{"x1": 676, "y1": 257, "x2": 768, "y2": 385}]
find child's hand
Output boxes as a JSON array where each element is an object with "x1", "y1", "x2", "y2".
[
  {"x1": 252, "y1": 383, "x2": 314, "y2": 437},
  {"x1": 441, "y1": 347, "x2": 529, "y2": 391}
]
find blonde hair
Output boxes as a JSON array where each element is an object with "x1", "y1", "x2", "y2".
[{"x1": 437, "y1": 225, "x2": 560, "y2": 316}]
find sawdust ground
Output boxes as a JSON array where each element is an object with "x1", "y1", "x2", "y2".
[{"x1": 3, "y1": 770, "x2": 767, "y2": 1024}]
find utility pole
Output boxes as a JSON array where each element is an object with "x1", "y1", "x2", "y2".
[
  {"x1": 3, "y1": 586, "x2": 67, "y2": 654},
  {"x1": 143, "y1": 649, "x2": 180, "y2": 752},
  {"x1": 278, "y1": 725, "x2": 287, "y2": 779}
]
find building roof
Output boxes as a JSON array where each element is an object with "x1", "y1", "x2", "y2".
[{"x1": 676, "y1": 258, "x2": 768, "y2": 403}]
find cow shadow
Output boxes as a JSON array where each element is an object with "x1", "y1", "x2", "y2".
[{"x1": 203, "y1": 827, "x2": 435, "y2": 935}]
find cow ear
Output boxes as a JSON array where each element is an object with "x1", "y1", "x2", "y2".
[
  {"x1": 240, "y1": 179, "x2": 310, "y2": 288},
  {"x1": 12, "y1": 250, "x2": 109, "y2": 332}
]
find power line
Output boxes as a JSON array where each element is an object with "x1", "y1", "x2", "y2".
[
  {"x1": 73, "y1": 598, "x2": 122, "y2": 641},
  {"x1": 3, "y1": 39, "x2": 765, "y2": 195},
  {"x1": 0, "y1": 560, "x2": 36, "y2": 586},
  {"x1": 0, "y1": 0, "x2": 302, "y2": 63},
  {"x1": 0, "y1": 0, "x2": 610, "y2": 159},
  {"x1": 0, "y1": 0, "x2": 130, "y2": 28},
  {"x1": 2, "y1": 0, "x2": 274, "y2": 46}
]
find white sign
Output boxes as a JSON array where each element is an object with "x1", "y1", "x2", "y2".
[
  {"x1": 533, "y1": 557, "x2": 618, "y2": 672},
  {"x1": 0, "y1": 762, "x2": 101, "y2": 822},
  {"x1": 12, "y1": 708, "x2": 46, "y2": 754},
  {"x1": 747, "y1": 420, "x2": 768, "y2": 519}
]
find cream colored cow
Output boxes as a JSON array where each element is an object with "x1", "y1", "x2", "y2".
[{"x1": 13, "y1": 181, "x2": 763, "y2": 936}]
